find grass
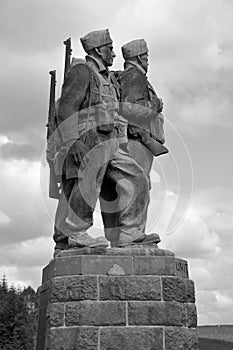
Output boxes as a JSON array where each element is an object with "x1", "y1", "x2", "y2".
[{"x1": 199, "y1": 337, "x2": 233, "y2": 350}]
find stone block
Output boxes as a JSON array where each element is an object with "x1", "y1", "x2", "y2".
[
  {"x1": 43, "y1": 255, "x2": 133, "y2": 279},
  {"x1": 42, "y1": 254, "x2": 190, "y2": 280},
  {"x1": 162, "y1": 276, "x2": 187, "y2": 302},
  {"x1": 59, "y1": 247, "x2": 107, "y2": 256},
  {"x1": 106, "y1": 246, "x2": 174, "y2": 256},
  {"x1": 37, "y1": 282, "x2": 50, "y2": 309},
  {"x1": 42, "y1": 262, "x2": 55, "y2": 284},
  {"x1": 65, "y1": 301, "x2": 126, "y2": 326},
  {"x1": 99, "y1": 276, "x2": 161, "y2": 300},
  {"x1": 186, "y1": 303, "x2": 197, "y2": 328},
  {"x1": 162, "y1": 277, "x2": 195, "y2": 303},
  {"x1": 128, "y1": 301, "x2": 187, "y2": 326},
  {"x1": 48, "y1": 302, "x2": 65, "y2": 327},
  {"x1": 48, "y1": 327, "x2": 98, "y2": 350},
  {"x1": 133, "y1": 256, "x2": 176, "y2": 275},
  {"x1": 165, "y1": 327, "x2": 199, "y2": 350},
  {"x1": 36, "y1": 284, "x2": 50, "y2": 350},
  {"x1": 175, "y1": 258, "x2": 189, "y2": 278},
  {"x1": 50, "y1": 276, "x2": 97, "y2": 302},
  {"x1": 58, "y1": 246, "x2": 175, "y2": 257},
  {"x1": 100, "y1": 327, "x2": 163, "y2": 350},
  {"x1": 185, "y1": 279, "x2": 195, "y2": 303}
]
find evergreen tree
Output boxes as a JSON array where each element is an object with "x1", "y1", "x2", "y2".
[{"x1": 0, "y1": 275, "x2": 36, "y2": 350}]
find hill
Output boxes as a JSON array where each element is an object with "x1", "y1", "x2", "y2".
[
  {"x1": 198, "y1": 325, "x2": 233, "y2": 350},
  {"x1": 199, "y1": 338, "x2": 233, "y2": 350},
  {"x1": 198, "y1": 325, "x2": 233, "y2": 342}
]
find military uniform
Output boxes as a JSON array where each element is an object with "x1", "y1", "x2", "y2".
[
  {"x1": 53, "y1": 30, "x2": 149, "y2": 251},
  {"x1": 119, "y1": 39, "x2": 168, "y2": 232}
]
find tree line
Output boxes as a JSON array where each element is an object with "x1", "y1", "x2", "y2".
[{"x1": 0, "y1": 275, "x2": 36, "y2": 350}]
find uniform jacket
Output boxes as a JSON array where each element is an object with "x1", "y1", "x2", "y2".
[
  {"x1": 55, "y1": 55, "x2": 125, "y2": 178},
  {"x1": 119, "y1": 61, "x2": 167, "y2": 156}
]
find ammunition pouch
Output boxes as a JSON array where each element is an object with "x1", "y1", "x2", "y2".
[
  {"x1": 141, "y1": 135, "x2": 168, "y2": 157},
  {"x1": 130, "y1": 128, "x2": 168, "y2": 157}
]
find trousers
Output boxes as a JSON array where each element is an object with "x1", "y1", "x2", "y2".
[
  {"x1": 101, "y1": 138, "x2": 153, "y2": 242},
  {"x1": 54, "y1": 129, "x2": 149, "y2": 247}
]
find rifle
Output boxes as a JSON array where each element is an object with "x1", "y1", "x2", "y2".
[
  {"x1": 46, "y1": 70, "x2": 60, "y2": 199},
  {"x1": 63, "y1": 38, "x2": 72, "y2": 80},
  {"x1": 46, "y1": 39, "x2": 73, "y2": 199}
]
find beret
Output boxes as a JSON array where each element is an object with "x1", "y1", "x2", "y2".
[
  {"x1": 122, "y1": 39, "x2": 148, "y2": 60},
  {"x1": 80, "y1": 29, "x2": 112, "y2": 52}
]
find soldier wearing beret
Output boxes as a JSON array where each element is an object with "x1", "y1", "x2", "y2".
[
  {"x1": 119, "y1": 39, "x2": 168, "y2": 233},
  {"x1": 53, "y1": 29, "x2": 154, "y2": 255}
]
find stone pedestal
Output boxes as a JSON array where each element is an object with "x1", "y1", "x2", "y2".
[{"x1": 36, "y1": 247, "x2": 199, "y2": 350}]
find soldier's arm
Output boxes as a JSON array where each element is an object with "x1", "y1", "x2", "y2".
[
  {"x1": 120, "y1": 67, "x2": 152, "y2": 121},
  {"x1": 57, "y1": 64, "x2": 90, "y2": 144}
]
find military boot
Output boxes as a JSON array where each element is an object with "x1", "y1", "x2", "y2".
[{"x1": 68, "y1": 232, "x2": 109, "y2": 248}]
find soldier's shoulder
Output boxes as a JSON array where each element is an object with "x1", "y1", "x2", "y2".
[
  {"x1": 68, "y1": 58, "x2": 91, "y2": 80},
  {"x1": 122, "y1": 65, "x2": 144, "y2": 79},
  {"x1": 71, "y1": 57, "x2": 86, "y2": 66},
  {"x1": 121, "y1": 66, "x2": 146, "y2": 88}
]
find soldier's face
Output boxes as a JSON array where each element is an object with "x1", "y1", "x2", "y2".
[
  {"x1": 99, "y1": 44, "x2": 116, "y2": 67},
  {"x1": 139, "y1": 53, "x2": 149, "y2": 72}
]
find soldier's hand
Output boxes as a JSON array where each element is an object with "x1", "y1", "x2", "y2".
[
  {"x1": 69, "y1": 139, "x2": 88, "y2": 167},
  {"x1": 158, "y1": 98, "x2": 163, "y2": 113},
  {"x1": 150, "y1": 97, "x2": 163, "y2": 114}
]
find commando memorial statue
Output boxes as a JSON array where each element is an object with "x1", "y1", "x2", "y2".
[
  {"x1": 48, "y1": 29, "x2": 165, "y2": 256},
  {"x1": 36, "y1": 29, "x2": 199, "y2": 350}
]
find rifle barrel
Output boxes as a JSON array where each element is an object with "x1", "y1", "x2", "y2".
[
  {"x1": 48, "y1": 70, "x2": 56, "y2": 119},
  {"x1": 63, "y1": 38, "x2": 72, "y2": 81}
]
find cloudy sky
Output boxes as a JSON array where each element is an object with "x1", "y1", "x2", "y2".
[{"x1": 0, "y1": 0, "x2": 233, "y2": 326}]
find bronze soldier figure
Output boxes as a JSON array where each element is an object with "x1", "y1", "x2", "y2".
[
  {"x1": 119, "y1": 38, "x2": 168, "y2": 233},
  {"x1": 53, "y1": 30, "x2": 152, "y2": 256}
]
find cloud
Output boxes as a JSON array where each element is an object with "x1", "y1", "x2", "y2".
[
  {"x1": 0, "y1": 237, "x2": 53, "y2": 269},
  {"x1": 0, "y1": 265, "x2": 45, "y2": 290},
  {"x1": 0, "y1": 156, "x2": 52, "y2": 245},
  {"x1": 0, "y1": 236, "x2": 54, "y2": 289},
  {"x1": 196, "y1": 290, "x2": 233, "y2": 325},
  {"x1": 0, "y1": 0, "x2": 124, "y2": 54},
  {"x1": 0, "y1": 55, "x2": 49, "y2": 135},
  {"x1": 151, "y1": 193, "x2": 221, "y2": 259},
  {"x1": 0, "y1": 210, "x2": 11, "y2": 225},
  {"x1": 166, "y1": 222, "x2": 221, "y2": 259},
  {"x1": 0, "y1": 141, "x2": 40, "y2": 161},
  {"x1": 151, "y1": 186, "x2": 233, "y2": 325},
  {"x1": 190, "y1": 256, "x2": 233, "y2": 293},
  {"x1": 0, "y1": 153, "x2": 55, "y2": 288},
  {"x1": 156, "y1": 187, "x2": 233, "y2": 256}
]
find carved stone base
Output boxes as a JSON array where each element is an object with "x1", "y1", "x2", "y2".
[{"x1": 36, "y1": 247, "x2": 199, "y2": 350}]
